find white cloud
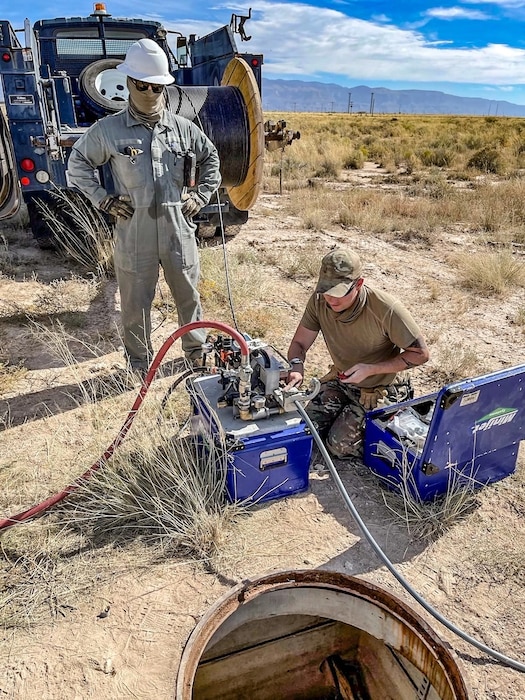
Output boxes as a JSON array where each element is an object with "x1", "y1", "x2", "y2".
[
  {"x1": 210, "y1": 1, "x2": 525, "y2": 86},
  {"x1": 425, "y1": 6, "x2": 490, "y2": 19}
]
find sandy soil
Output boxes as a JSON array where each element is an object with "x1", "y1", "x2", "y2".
[{"x1": 1, "y1": 175, "x2": 525, "y2": 699}]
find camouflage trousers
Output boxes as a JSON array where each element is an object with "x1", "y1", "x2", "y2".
[{"x1": 306, "y1": 376, "x2": 413, "y2": 459}]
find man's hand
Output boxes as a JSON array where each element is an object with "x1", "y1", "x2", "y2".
[
  {"x1": 181, "y1": 192, "x2": 202, "y2": 218},
  {"x1": 99, "y1": 194, "x2": 134, "y2": 220},
  {"x1": 285, "y1": 370, "x2": 304, "y2": 390},
  {"x1": 338, "y1": 363, "x2": 373, "y2": 386},
  {"x1": 358, "y1": 387, "x2": 387, "y2": 410}
]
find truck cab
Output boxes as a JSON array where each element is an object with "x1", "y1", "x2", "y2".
[{"x1": 0, "y1": 3, "x2": 294, "y2": 245}]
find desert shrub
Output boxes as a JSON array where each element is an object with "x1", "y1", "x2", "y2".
[
  {"x1": 403, "y1": 153, "x2": 419, "y2": 174},
  {"x1": 343, "y1": 149, "x2": 365, "y2": 170},
  {"x1": 419, "y1": 147, "x2": 454, "y2": 167},
  {"x1": 467, "y1": 147, "x2": 504, "y2": 174},
  {"x1": 408, "y1": 172, "x2": 453, "y2": 200},
  {"x1": 314, "y1": 154, "x2": 341, "y2": 178}
]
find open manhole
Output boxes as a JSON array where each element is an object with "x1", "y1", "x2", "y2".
[{"x1": 176, "y1": 570, "x2": 471, "y2": 699}]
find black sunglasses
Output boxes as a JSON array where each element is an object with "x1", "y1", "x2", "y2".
[
  {"x1": 130, "y1": 77, "x2": 164, "y2": 94},
  {"x1": 343, "y1": 279, "x2": 360, "y2": 296}
]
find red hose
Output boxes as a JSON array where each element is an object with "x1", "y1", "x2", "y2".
[{"x1": 0, "y1": 321, "x2": 249, "y2": 532}]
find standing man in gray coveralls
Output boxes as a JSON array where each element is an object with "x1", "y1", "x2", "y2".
[{"x1": 67, "y1": 39, "x2": 221, "y2": 375}]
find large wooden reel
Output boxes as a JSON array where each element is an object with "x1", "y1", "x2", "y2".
[{"x1": 166, "y1": 57, "x2": 264, "y2": 211}]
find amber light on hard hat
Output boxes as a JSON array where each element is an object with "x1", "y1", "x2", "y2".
[
  {"x1": 20, "y1": 158, "x2": 35, "y2": 172},
  {"x1": 94, "y1": 3, "x2": 107, "y2": 11}
]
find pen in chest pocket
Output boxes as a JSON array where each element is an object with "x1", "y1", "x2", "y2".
[{"x1": 123, "y1": 145, "x2": 143, "y2": 164}]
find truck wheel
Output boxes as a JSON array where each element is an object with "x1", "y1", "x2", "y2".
[{"x1": 79, "y1": 59, "x2": 127, "y2": 116}]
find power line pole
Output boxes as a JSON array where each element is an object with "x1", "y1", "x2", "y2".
[
  {"x1": 347, "y1": 92, "x2": 352, "y2": 113},
  {"x1": 369, "y1": 91, "x2": 375, "y2": 115}
]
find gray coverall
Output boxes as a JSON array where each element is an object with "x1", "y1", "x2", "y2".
[{"x1": 67, "y1": 108, "x2": 221, "y2": 369}]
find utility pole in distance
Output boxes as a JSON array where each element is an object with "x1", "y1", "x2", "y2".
[
  {"x1": 347, "y1": 92, "x2": 352, "y2": 113},
  {"x1": 370, "y1": 91, "x2": 375, "y2": 115}
]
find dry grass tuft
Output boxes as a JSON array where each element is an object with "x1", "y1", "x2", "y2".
[
  {"x1": 32, "y1": 275, "x2": 101, "y2": 315},
  {"x1": 0, "y1": 361, "x2": 27, "y2": 395},
  {"x1": 1, "y1": 523, "x2": 96, "y2": 628},
  {"x1": 198, "y1": 247, "x2": 287, "y2": 338},
  {"x1": 36, "y1": 188, "x2": 114, "y2": 275},
  {"x1": 452, "y1": 250, "x2": 525, "y2": 294},
  {"x1": 473, "y1": 538, "x2": 525, "y2": 586},
  {"x1": 430, "y1": 340, "x2": 483, "y2": 384},
  {"x1": 377, "y1": 449, "x2": 481, "y2": 540},
  {"x1": 512, "y1": 306, "x2": 525, "y2": 328},
  {"x1": 59, "y1": 424, "x2": 238, "y2": 561},
  {"x1": 0, "y1": 331, "x2": 243, "y2": 627}
]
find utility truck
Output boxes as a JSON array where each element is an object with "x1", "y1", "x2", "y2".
[{"x1": 0, "y1": 3, "x2": 297, "y2": 245}]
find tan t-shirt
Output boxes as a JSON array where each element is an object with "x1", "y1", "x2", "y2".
[{"x1": 300, "y1": 285, "x2": 422, "y2": 388}]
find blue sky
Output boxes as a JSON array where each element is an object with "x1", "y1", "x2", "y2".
[{"x1": 6, "y1": 0, "x2": 525, "y2": 104}]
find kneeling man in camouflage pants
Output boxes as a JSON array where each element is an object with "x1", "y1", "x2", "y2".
[{"x1": 286, "y1": 248, "x2": 430, "y2": 459}]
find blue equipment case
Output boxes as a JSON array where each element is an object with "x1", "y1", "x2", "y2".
[
  {"x1": 188, "y1": 375, "x2": 313, "y2": 505},
  {"x1": 364, "y1": 365, "x2": 525, "y2": 501}
]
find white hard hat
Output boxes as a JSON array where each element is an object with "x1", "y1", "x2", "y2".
[{"x1": 117, "y1": 38, "x2": 174, "y2": 84}]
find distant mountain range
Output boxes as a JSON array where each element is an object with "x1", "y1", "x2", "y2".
[{"x1": 262, "y1": 79, "x2": 525, "y2": 117}]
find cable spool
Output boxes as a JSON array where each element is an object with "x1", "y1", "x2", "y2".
[{"x1": 166, "y1": 57, "x2": 264, "y2": 210}]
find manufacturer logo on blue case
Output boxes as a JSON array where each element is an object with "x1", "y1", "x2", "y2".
[{"x1": 472, "y1": 407, "x2": 518, "y2": 434}]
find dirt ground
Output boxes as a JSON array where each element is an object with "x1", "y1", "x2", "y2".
[{"x1": 1, "y1": 170, "x2": 525, "y2": 699}]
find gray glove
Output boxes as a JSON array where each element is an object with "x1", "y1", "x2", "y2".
[
  {"x1": 181, "y1": 192, "x2": 202, "y2": 218},
  {"x1": 99, "y1": 195, "x2": 134, "y2": 220}
]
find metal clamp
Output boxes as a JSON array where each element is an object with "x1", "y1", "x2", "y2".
[{"x1": 273, "y1": 377, "x2": 321, "y2": 413}]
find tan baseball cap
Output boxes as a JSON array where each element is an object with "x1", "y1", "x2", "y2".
[{"x1": 315, "y1": 248, "x2": 363, "y2": 297}]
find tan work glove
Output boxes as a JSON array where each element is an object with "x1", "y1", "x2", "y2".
[
  {"x1": 359, "y1": 387, "x2": 387, "y2": 410},
  {"x1": 181, "y1": 192, "x2": 202, "y2": 218},
  {"x1": 99, "y1": 194, "x2": 134, "y2": 220}
]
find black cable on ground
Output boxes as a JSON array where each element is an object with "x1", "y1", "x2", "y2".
[{"x1": 294, "y1": 400, "x2": 525, "y2": 674}]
